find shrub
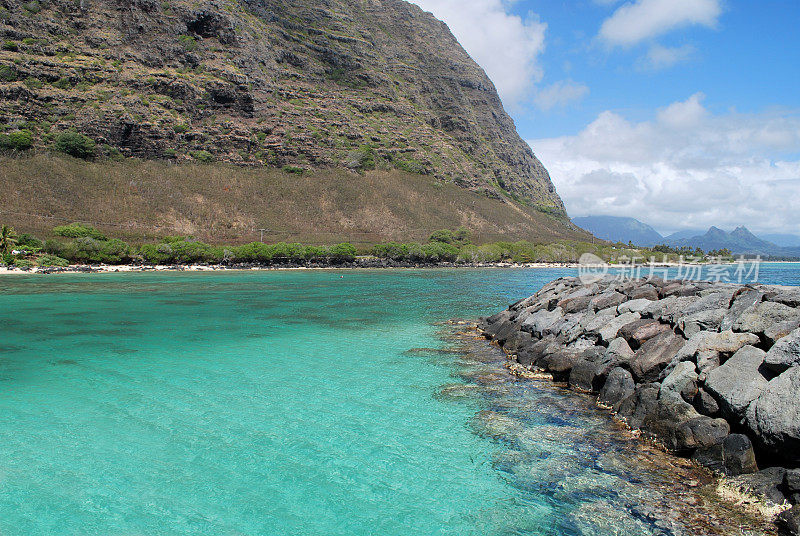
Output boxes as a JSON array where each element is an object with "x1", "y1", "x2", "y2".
[
  {"x1": 52, "y1": 222, "x2": 107, "y2": 240},
  {"x1": 344, "y1": 144, "x2": 375, "y2": 171},
  {"x1": 16, "y1": 233, "x2": 42, "y2": 249},
  {"x1": 140, "y1": 240, "x2": 222, "y2": 264},
  {"x1": 327, "y1": 242, "x2": 357, "y2": 263},
  {"x1": 12, "y1": 258, "x2": 34, "y2": 269},
  {"x1": 189, "y1": 150, "x2": 214, "y2": 163},
  {"x1": 178, "y1": 35, "x2": 198, "y2": 52},
  {"x1": 2, "y1": 40, "x2": 18, "y2": 51},
  {"x1": 429, "y1": 227, "x2": 470, "y2": 245},
  {"x1": 282, "y1": 165, "x2": 304, "y2": 174},
  {"x1": 173, "y1": 123, "x2": 189, "y2": 134},
  {"x1": 0, "y1": 65, "x2": 15, "y2": 82},
  {"x1": 371, "y1": 242, "x2": 409, "y2": 261},
  {"x1": 37, "y1": 254, "x2": 69, "y2": 267},
  {"x1": 23, "y1": 76, "x2": 43, "y2": 89},
  {"x1": 53, "y1": 131, "x2": 96, "y2": 159},
  {"x1": 0, "y1": 129, "x2": 33, "y2": 151}
]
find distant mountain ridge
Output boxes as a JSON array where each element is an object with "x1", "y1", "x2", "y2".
[
  {"x1": 571, "y1": 216, "x2": 664, "y2": 247},
  {"x1": 573, "y1": 215, "x2": 800, "y2": 259}
]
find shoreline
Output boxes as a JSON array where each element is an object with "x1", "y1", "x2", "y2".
[
  {"x1": 0, "y1": 258, "x2": 774, "y2": 276},
  {"x1": 0, "y1": 261, "x2": 584, "y2": 275}
]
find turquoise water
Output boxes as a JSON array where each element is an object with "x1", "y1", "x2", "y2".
[{"x1": 0, "y1": 266, "x2": 796, "y2": 535}]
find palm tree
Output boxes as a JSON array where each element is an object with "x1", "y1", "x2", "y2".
[{"x1": 1, "y1": 225, "x2": 18, "y2": 255}]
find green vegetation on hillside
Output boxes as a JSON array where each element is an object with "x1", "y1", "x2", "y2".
[{"x1": 1, "y1": 223, "x2": 729, "y2": 269}]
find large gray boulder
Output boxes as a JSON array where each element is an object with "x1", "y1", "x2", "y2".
[
  {"x1": 617, "y1": 383, "x2": 660, "y2": 430},
  {"x1": 589, "y1": 290, "x2": 626, "y2": 312},
  {"x1": 766, "y1": 286, "x2": 800, "y2": 307},
  {"x1": 521, "y1": 307, "x2": 564, "y2": 338},
  {"x1": 674, "y1": 330, "x2": 760, "y2": 363},
  {"x1": 660, "y1": 361, "x2": 698, "y2": 403},
  {"x1": 599, "y1": 367, "x2": 636, "y2": 408},
  {"x1": 721, "y1": 434, "x2": 758, "y2": 476},
  {"x1": 764, "y1": 328, "x2": 800, "y2": 373},
  {"x1": 592, "y1": 312, "x2": 641, "y2": 343},
  {"x1": 617, "y1": 298, "x2": 653, "y2": 314},
  {"x1": 747, "y1": 367, "x2": 800, "y2": 464},
  {"x1": 705, "y1": 345, "x2": 769, "y2": 423},
  {"x1": 558, "y1": 295, "x2": 592, "y2": 314},
  {"x1": 765, "y1": 320, "x2": 800, "y2": 345},
  {"x1": 732, "y1": 301, "x2": 800, "y2": 336},
  {"x1": 630, "y1": 331, "x2": 686, "y2": 383},
  {"x1": 677, "y1": 308, "x2": 726, "y2": 338},
  {"x1": 568, "y1": 347, "x2": 605, "y2": 392},
  {"x1": 721, "y1": 289, "x2": 764, "y2": 331},
  {"x1": 644, "y1": 396, "x2": 729, "y2": 452},
  {"x1": 629, "y1": 284, "x2": 659, "y2": 301}
]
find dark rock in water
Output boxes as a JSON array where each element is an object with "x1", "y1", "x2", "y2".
[
  {"x1": 764, "y1": 328, "x2": 800, "y2": 373},
  {"x1": 747, "y1": 367, "x2": 800, "y2": 464},
  {"x1": 483, "y1": 310, "x2": 512, "y2": 338},
  {"x1": 733, "y1": 302, "x2": 800, "y2": 336},
  {"x1": 705, "y1": 345, "x2": 769, "y2": 423},
  {"x1": 693, "y1": 444, "x2": 725, "y2": 472},
  {"x1": 599, "y1": 367, "x2": 636, "y2": 408},
  {"x1": 568, "y1": 347, "x2": 605, "y2": 392},
  {"x1": 647, "y1": 397, "x2": 729, "y2": 452},
  {"x1": 728, "y1": 467, "x2": 788, "y2": 506},
  {"x1": 486, "y1": 309, "x2": 513, "y2": 326},
  {"x1": 517, "y1": 335, "x2": 561, "y2": 368},
  {"x1": 776, "y1": 505, "x2": 800, "y2": 536},
  {"x1": 631, "y1": 331, "x2": 686, "y2": 383},
  {"x1": 721, "y1": 289, "x2": 764, "y2": 331},
  {"x1": 617, "y1": 384, "x2": 660, "y2": 430},
  {"x1": 493, "y1": 319, "x2": 522, "y2": 345},
  {"x1": 503, "y1": 330, "x2": 532, "y2": 354},
  {"x1": 722, "y1": 434, "x2": 758, "y2": 476},
  {"x1": 694, "y1": 388, "x2": 721, "y2": 417},
  {"x1": 543, "y1": 349, "x2": 581, "y2": 376}
]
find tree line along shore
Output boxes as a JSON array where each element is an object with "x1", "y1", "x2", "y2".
[{"x1": 0, "y1": 222, "x2": 739, "y2": 270}]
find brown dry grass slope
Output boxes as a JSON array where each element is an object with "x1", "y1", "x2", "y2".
[{"x1": 1, "y1": 155, "x2": 589, "y2": 245}]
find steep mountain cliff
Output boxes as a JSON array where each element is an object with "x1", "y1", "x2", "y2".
[{"x1": 0, "y1": 0, "x2": 564, "y2": 211}]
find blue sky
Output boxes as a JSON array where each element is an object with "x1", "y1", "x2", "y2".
[{"x1": 410, "y1": 0, "x2": 800, "y2": 235}]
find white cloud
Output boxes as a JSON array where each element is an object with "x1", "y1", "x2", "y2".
[
  {"x1": 410, "y1": 0, "x2": 547, "y2": 107},
  {"x1": 638, "y1": 44, "x2": 695, "y2": 70},
  {"x1": 528, "y1": 95, "x2": 800, "y2": 234},
  {"x1": 534, "y1": 80, "x2": 590, "y2": 111},
  {"x1": 599, "y1": 0, "x2": 722, "y2": 47}
]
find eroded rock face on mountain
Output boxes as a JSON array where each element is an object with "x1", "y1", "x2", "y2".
[{"x1": 0, "y1": 0, "x2": 564, "y2": 209}]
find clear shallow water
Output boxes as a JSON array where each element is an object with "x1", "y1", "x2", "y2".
[{"x1": 0, "y1": 266, "x2": 796, "y2": 535}]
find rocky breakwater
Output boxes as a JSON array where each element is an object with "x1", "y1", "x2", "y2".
[{"x1": 479, "y1": 276, "x2": 800, "y2": 534}]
